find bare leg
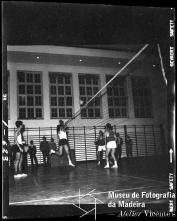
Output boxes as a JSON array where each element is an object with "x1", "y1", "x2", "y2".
[
  {"x1": 18, "y1": 153, "x2": 23, "y2": 173},
  {"x1": 63, "y1": 145, "x2": 75, "y2": 167},
  {"x1": 111, "y1": 149, "x2": 118, "y2": 168},
  {"x1": 14, "y1": 152, "x2": 20, "y2": 174},
  {"x1": 97, "y1": 151, "x2": 101, "y2": 165},
  {"x1": 104, "y1": 148, "x2": 111, "y2": 168}
]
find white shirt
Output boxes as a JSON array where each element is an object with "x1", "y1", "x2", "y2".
[
  {"x1": 58, "y1": 130, "x2": 67, "y2": 140},
  {"x1": 16, "y1": 133, "x2": 23, "y2": 145}
]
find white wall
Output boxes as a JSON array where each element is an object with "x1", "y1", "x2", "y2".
[{"x1": 7, "y1": 57, "x2": 167, "y2": 130}]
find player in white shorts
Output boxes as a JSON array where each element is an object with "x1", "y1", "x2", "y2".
[
  {"x1": 95, "y1": 130, "x2": 106, "y2": 166},
  {"x1": 104, "y1": 123, "x2": 118, "y2": 168},
  {"x1": 50, "y1": 120, "x2": 75, "y2": 167}
]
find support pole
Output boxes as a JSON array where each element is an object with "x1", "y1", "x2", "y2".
[{"x1": 157, "y1": 44, "x2": 167, "y2": 85}]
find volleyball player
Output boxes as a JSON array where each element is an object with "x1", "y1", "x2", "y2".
[
  {"x1": 95, "y1": 130, "x2": 106, "y2": 166},
  {"x1": 54, "y1": 120, "x2": 75, "y2": 167},
  {"x1": 13, "y1": 121, "x2": 27, "y2": 177},
  {"x1": 104, "y1": 123, "x2": 118, "y2": 168}
]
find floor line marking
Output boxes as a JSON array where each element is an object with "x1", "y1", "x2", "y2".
[
  {"x1": 9, "y1": 184, "x2": 167, "y2": 205},
  {"x1": 119, "y1": 173, "x2": 167, "y2": 184},
  {"x1": 85, "y1": 168, "x2": 167, "y2": 184}
]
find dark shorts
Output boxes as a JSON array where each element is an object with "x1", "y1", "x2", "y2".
[
  {"x1": 59, "y1": 139, "x2": 68, "y2": 146},
  {"x1": 13, "y1": 144, "x2": 23, "y2": 156}
]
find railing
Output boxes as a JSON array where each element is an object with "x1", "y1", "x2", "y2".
[{"x1": 8, "y1": 124, "x2": 166, "y2": 165}]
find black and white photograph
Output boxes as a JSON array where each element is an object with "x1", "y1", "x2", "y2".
[{"x1": 2, "y1": 2, "x2": 176, "y2": 219}]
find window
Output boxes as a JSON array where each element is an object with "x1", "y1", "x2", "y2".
[
  {"x1": 131, "y1": 76, "x2": 152, "y2": 118},
  {"x1": 49, "y1": 72, "x2": 73, "y2": 118},
  {"x1": 17, "y1": 71, "x2": 43, "y2": 119},
  {"x1": 79, "y1": 74, "x2": 101, "y2": 118},
  {"x1": 106, "y1": 75, "x2": 127, "y2": 118}
]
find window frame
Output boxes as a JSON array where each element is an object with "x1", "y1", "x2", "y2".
[
  {"x1": 17, "y1": 70, "x2": 43, "y2": 120},
  {"x1": 131, "y1": 76, "x2": 153, "y2": 118},
  {"x1": 49, "y1": 72, "x2": 74, "y2": 119},
  {"x1": 78, "y1": 73, "x2": 102, "y2": 119},
  {"x1": 106, "y1": 75, "x2": 128, "y2": 119}
]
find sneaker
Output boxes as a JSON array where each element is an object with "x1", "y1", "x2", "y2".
[
  {"x1": 50, "y1": 149, "x2": 55, "y2": 154},
  {"x1": 69, "y1": 162, "x2": 75, "y2": 167},
  {"x1": 21, "y1": 173, "x2": 28, "y2": 177},
  {"x1": 14, "y1": 173, "x2": 22, "y2": 178},
  {"x1": 112, "y1": 164, "x2": 118, "y2": 168},
  {"x1": 104, "y1": 164, "x2": 109, "y2": 168}
]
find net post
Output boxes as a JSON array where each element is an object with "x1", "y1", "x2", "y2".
[
  {"x1": 94, "y1": 126, "x2": 97, "y2": 159},
  {"x1": 26, "y1": 127, "x2": 28, "y2": 145},
  {"x1": 134, "y1": 125, "x2": 139, "y2": 157},
  {"x1": 160, "y1": 124, "x2": 166, "y2": 156},
  {"x1": 73, "y1": 126, "x2": 76, "y2": 163},
  {"x1": 83, "y1": 126, "x2": 87, "y2": 163},
  {"x1": 39, "y1": 127, "x2": 41, "y2": 164},
  {"x1": 152, "y1": 125, "x2": 157, "y2": 156},
  {"x1": 50, "y1": 127, "x2": 52, "y2": 139},
  {"x1": 124, "y1": 125, "x2": 127, "y2": 158}
]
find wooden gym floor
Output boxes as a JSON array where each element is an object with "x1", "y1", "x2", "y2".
[{"x1": 9, "y1": 156, "x2": 169, "y2": 206}]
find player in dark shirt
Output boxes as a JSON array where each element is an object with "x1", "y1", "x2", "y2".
[
  {"x1": 95, "y1": 130, "x2": 106, "y2": 166},
  {"x1": 28, "y1": 140, "x2": 38, "y2": 166}
]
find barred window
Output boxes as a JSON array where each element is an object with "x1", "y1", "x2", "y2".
[
  {"x1": 106, "y1": 75, "x2": 127, "y2": 118},
  {"x1": 17, "y1": 71, "x2": 43, "y2": 119},
  {"x1": 131, "y1": 76, "x2": 152, "y2": 118},
  {"x1": 49, "y1": 72, "x2": 73, "y2": 118},
  {"x1": 79, "y1": 74, "x2": 101, "y2": 118}
]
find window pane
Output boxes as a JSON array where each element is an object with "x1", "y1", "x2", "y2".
[
  {"x1": 19, "y1": 85, "x2": 25, "y2": 94},
  {"x1": 80, "y1": 87, "x2": 85, "y2": 95},
  {"x1": 93, "y1": 77, "x2": 98, "y2": 85},
  {"x1": 27, "y1": 108, "x2": 34, "y2": 118},
  {"x1": 66, "y1": 97, "x2": 72, "y2": 106},
  {"x1": 34, "y1": 74, "x2": 41, "y2": 83},
  {"x1": 27, "y1": 96, "x2": 34, "y2": 106},
  {"x1": 51, "y1": 86, "x2": 56, "y2": 95},
  {"x1": 108, "y1": 98, "x2": 114, "y2": 106},
  {"x1": 94, "y1": 97, "x2": 100, "y2": 106},
  {"x1": 57, "y1": 76, "x2": 63, "y2": 84},
  {"x1": 66, "y1": 108, "x2": 72, "y2": 117},
  {"x1": 86, "y1": 77, "x2": 91, "y2": 85},
  {"x1": 35, "y1": 96, "x2": 42, "y2": 106},
  {"x1": 79, "y1": 76, "x2": 85, "y2": 84},
  {"x1": 58, "y1": 97, "x2": 65, "y2": 106},
  {"x1": 35, "y1": 85, "x2": 41, "y2": 94},
  {"x1": 27, "y1": 73, "x2": 33, "y2": 82},
  {"x1": 27, "y1": 85, "x2": 33, "y2": 94},
  {"x1": 51, "y1": 108, "x2": 57, "y2": 118},
  {"x1": 115, "y1": 108, "x2": 121, "y2": 117},
  {"x1": 87, "y1": 87, "x2": 92, "y2": 95},
  {"x1": 81, "y1": 109, "x2": 87, "y2": 118},
  {"x1": 18, "y1": 72, "x2": 25, "y2": 82},
  {"x1": 49, "y1": 73, "x2": 57, "y2": 83},
  {"x1": 93, "y1": 87, "x2": 99, "y2": 94},
  {"x1": 36, "y1": 108, "x2": 42, "y2": 118},
  {"x1": 59, "y1": 108, "x2": 65, "y2": 117},
  {"x1": 109, "y1": 108, "x2": 114, "y2": 118},
  {"x1": 58, "y1": 86, "x2": 64, "y2": 95},
  {"x1": 65, "y1": 86, "x2": 71, "y2": 95},
  {"x1": 95, "y1": 109, "x2": 100, "y2": 117},
  {"x1": 65, "y1": 76, "x2": 71, "y2": 84},
  {"x1": 19, "y1": 108, "x2": 26, "y2": 119},
  {"x1": 88, "y1": 109, "x2": 94, "y2": 118},
  {"x1": 19, "y1": 96, "x2": 26, "y2": 106},
  {"x1": 51, "y1": 97, "x2": 57, "y2": 106}
]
